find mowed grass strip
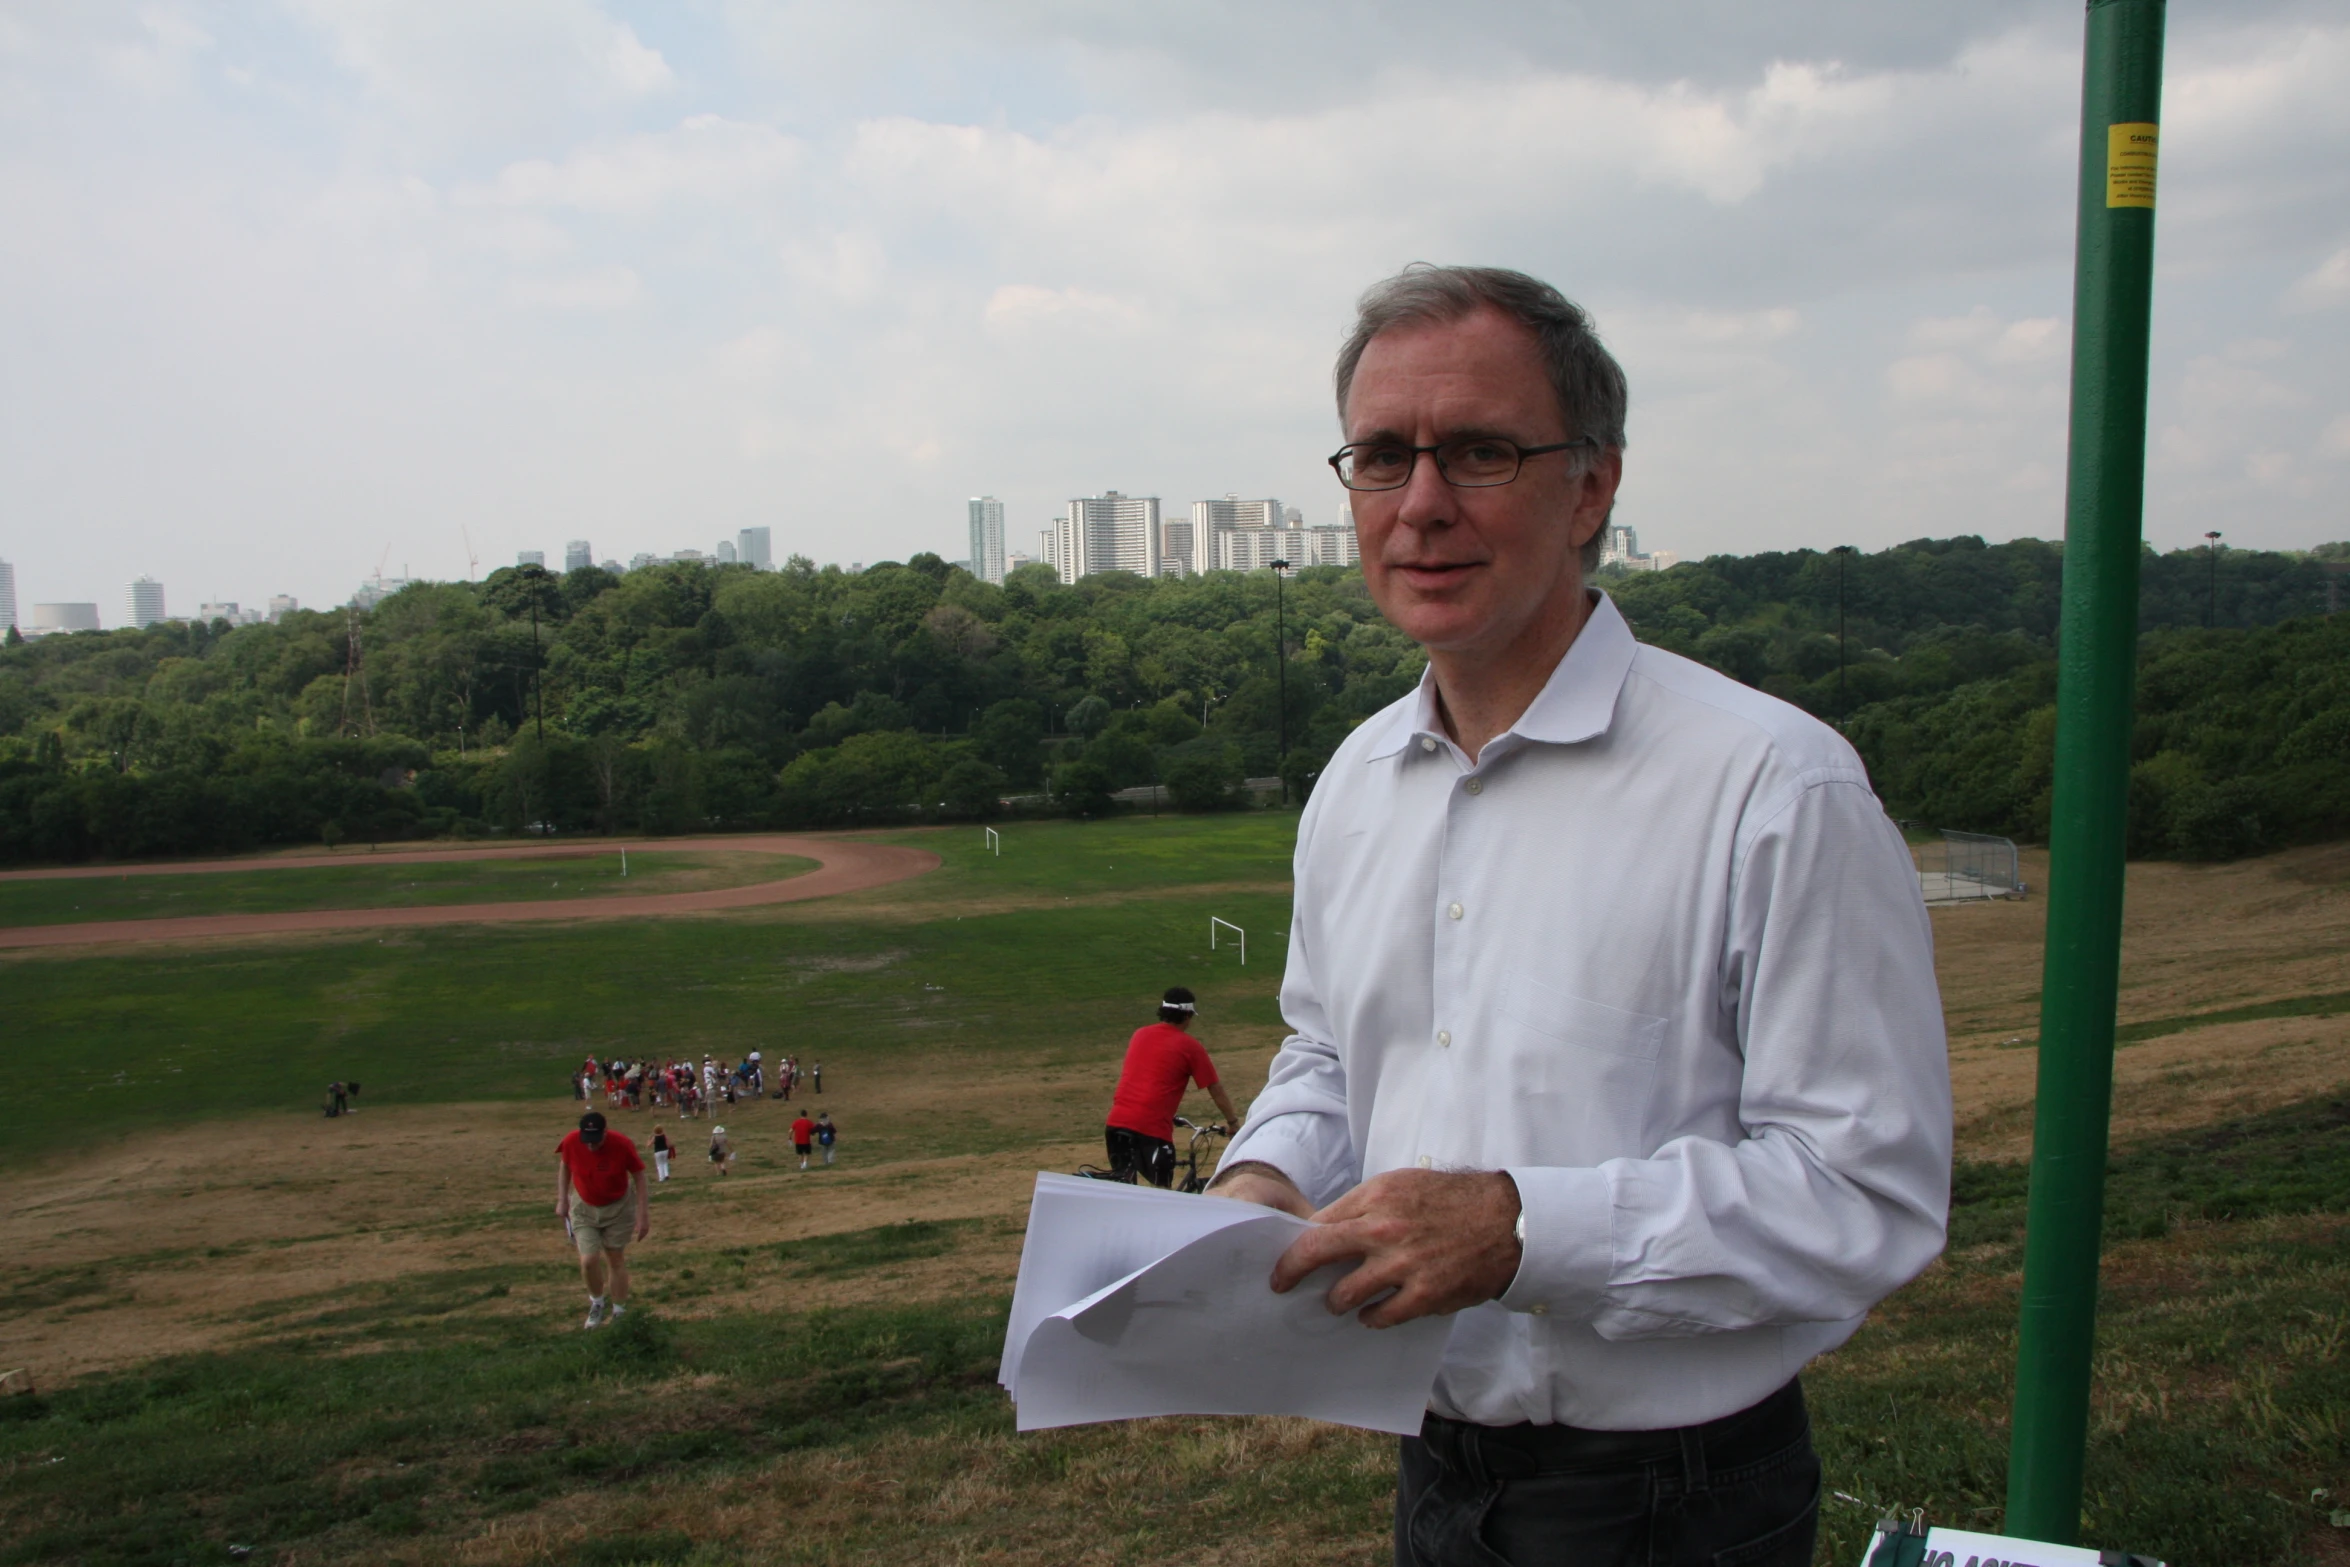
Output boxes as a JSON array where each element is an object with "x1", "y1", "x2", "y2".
[
  {"x1": 8, "y1": 1097, "x2": 2350, "y2": 1567},
  {"x1": 0, "y1": 815, "x2": 1300, "y2": 1169},
  {"x1": 0, "y1": 850, "x2": 814, "y2": 928}
]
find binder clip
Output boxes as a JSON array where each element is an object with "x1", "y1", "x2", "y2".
[{"x1": 1865, "y1": 1508, "x2": 1930, "y2": 1567}]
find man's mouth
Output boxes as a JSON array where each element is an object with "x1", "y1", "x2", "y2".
[{"x1": 1392, "y1": 560, "x2": 1483, "y2": 584}]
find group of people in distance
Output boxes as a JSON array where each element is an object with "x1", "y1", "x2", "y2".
[
  {"x1": 556, "y1": 1103, "x2": 840, "y2": 1328},
  {"x1": 573, "y1": 1052, "x2": 822, "y2": 1118}
]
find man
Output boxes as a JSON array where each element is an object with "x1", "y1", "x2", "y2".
[
  {"x1": 1106, "y1": 986, "x2": 1242, "y2": 1188},
  {"x1": 555, "y1": 1110, "x2": 649, "y2": 1330},
  {"x1": 791, "y1": 1110, "x2": 817, "y2": 1171},
  {"x1": 1210, "y1": 265, "x2": 1951, "y2": 1566},
  {"x1": 815, "y1": 1109, "x2": 837, "y2": 1166}
]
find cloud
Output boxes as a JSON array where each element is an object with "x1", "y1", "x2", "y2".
[
  {"x1": 2287, "y1": 246, "x2": 2350, "y2": 310},
  {"x1": 462, "y1": 116, "x2": 803, "y2": 215},
  {"x1": 506, "y1": 264, "x2": 639, "y2": 310}
]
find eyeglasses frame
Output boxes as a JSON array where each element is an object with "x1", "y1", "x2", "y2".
[{"x1": 1326, "y1": 435, "x2": 1597, "y2": 492}]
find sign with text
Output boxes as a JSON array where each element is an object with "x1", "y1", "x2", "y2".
[{"x1": 1860, "y1": 1525, "x2": 2164, "y2": 1567}]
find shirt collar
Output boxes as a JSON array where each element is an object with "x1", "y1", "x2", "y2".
[{"x1": 1365, "y1": 591, "x2": 1637, "y2": 760}]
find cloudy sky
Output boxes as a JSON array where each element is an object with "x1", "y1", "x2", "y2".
[{"x1": 3, "y1": 1, "x2": 2346, "y2": 620}]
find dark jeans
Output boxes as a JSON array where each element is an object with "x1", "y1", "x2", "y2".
[
  {"x1": 1396, "y1": 1378, "x2": 1820, "y2": 1567},
  {"x1": 1103, "y1": 1126, "x2": 1175, "y2": 1188}
]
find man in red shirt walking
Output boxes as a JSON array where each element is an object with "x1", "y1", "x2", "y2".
[
  {"x1": 1106, "y1": 986, "x2": 1242, "y2": 1187},
  {"x1": 791, "y1": 1110, "x2": 817, "y2": 1171},
  {"x1": 555, "y1": 1111, "x2": 650, "y2": 1329}
]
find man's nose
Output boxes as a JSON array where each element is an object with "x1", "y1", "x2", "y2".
[{"x1": 1393, "y1": 448, "x2": 1459, "y2": 530}]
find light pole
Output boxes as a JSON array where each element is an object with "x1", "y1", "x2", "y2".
[
  {"x1": 1833, "y1": 546, "x2": 1854, "y2": 732},
  {"x1": 2204, "y1": 530, "x2": 2222, "y2": 628},
  {"x1": 1270, "y1": 560, "x2": 1291, "y2": 798}
]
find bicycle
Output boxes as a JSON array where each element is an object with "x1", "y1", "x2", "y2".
[{"x1": 1074, "y1": 1117, "x2": 1227, "y2": 1191}]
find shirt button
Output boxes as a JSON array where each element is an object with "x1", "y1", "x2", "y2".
[
  {"x1": 1436, "y1": 1030, "x2": 1451, "y2": 1048},
  {"x1": 1417, "y1": 1155, "x2": 1432, "y2": 1169},
  {"x1": 1447, "y1": 902, "x2": 1464, "y2": 920},
  {"x1": 1465, "y1": 778, "x2": 1483, "y2": 795},
  {"x1": 1420, "y1": 736, "x2": 1437, "y2": 753}
]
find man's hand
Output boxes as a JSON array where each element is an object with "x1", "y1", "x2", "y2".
[
  {"x1": 634, "y1": 1212, "x2": 651, "y2": 1242},
  {"x1": 1205, "y1": 1161, "x2": 1314, "y2": 1218},
  {"x1": 1271, "y1": 1169, "x2": 1522, "y2": 1329},
  {"x1": 556, "y1": 1201, "x2": 570, "y2": 1223}
]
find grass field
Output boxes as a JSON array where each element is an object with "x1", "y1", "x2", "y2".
[
  {"x1": 4, "y1": 813, "x2": 2349, "y2": 1565},
  {"x1": 0, "y1": 850, "x2": 814, "y2": 928}
]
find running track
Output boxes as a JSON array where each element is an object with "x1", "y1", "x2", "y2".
[{"x1": 0, "y1": 835, "x2": 940, "y2": 951}]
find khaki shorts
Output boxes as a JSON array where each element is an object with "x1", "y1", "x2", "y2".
[{"x1": 569, "y1": 1197, "x2": 635, "y2": 1257}]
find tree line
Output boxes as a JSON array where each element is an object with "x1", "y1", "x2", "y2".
[{"x1": 0, "y1": 537, "x2": 2342, "y2": 865}]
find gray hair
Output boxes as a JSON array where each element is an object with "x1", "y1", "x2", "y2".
[{"x1": 1334, "y1": 264, "x2": 1627, "y2": 568}]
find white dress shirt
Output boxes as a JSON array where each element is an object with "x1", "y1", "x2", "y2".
[{"x1": 1220, "y1": 592, "x2": 1951, "y2": 1431}]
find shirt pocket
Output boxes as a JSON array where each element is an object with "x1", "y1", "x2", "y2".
[{"x1": 1491, "y1": 975, "x2": 1671, "y2": 1164}]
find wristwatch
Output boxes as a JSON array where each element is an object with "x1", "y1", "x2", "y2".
[{"x1": 1514, "y1": 1209, "x2": 1526, "y2": 1246}]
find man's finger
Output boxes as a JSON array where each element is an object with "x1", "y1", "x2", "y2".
[{"x1": 1268, "y1": 1221, "x2": 1365, "y2": 1293}]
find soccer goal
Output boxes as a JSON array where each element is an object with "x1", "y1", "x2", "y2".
[
  {"x1": 984, "y1": 826, "x2": 1001, "y2": 856},
  {"x1": 1917, "y1": 829, "x2": 2024, "y2": 905},
  {"x1": 1211, "y1": 916, "x2": 1245, "y2": 965}
]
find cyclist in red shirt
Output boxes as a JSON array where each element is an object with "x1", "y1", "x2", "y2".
[{"x1": 1105, "y1": 987, "x2": 1241, "y2": 1187}]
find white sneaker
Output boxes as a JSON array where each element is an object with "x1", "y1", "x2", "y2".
[
  {"x1": 606, "y1": 1303, "x2": 627, "y2": 1324},
  {"x1": 583, "y1": 1298, "x2": 610, "y2": 1330}
]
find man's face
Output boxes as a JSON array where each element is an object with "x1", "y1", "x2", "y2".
[{"x1": 1343, "y1": 307, "x2": 1621, "y2": 660}]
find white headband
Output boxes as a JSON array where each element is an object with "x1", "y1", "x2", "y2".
[{"x1": 1163, "y1": 999, "x2": 1196, "y2": 1013}]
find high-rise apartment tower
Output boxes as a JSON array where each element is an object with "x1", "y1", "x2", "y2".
[
  {"x1": 737, "y1": 527, "x2": 773, "y2": 571},
  {"x1": 127, "y1": 577, "x2": 166, "y2": 628},
  {"x1": 565, "y1": 540, "x2": 593, "y2": 573},
  {"x1": 0, "y1": 558, "x2": 17, "y2": 632},
  {"x1": 966, "y1": 497, "x2": 1007, "y2": 584}
]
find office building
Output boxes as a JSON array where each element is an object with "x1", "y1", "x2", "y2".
[
  {"x1": 1049, "y1": 492, "x2": 1161, "y2": 584},
  {"x1": 716, "y1": 540, "x2": 738, "y2": 564},
  {"x1": 517, "y1": 550, "x2": 546, "y2": 569},
  {"x1": 1599, "y1": 523, "x2": 1677, "y2": 573},
  {"x1": 351, "y1": 572, "x2": 412, "y2": 610},
  {"x1": 199, "y1": 601, "x2": 239, "y2": 624},
  {"x1": 1005, "y1": 550, "x2": 1034, "y2": 575},
  {"x1": 268, "y1": 594, "x2": 299, "y2": 622},
  {"x1": 629, "y1": 552, "x2": 658, "y2": 571},
  {"x1": 737, "y1": 526, "x2": 773, "y2": 571},
  {"x1": 565, "y1": 540, "x2": 593, "y2": 573},
  {"x1": 30, "y1": 603, "x2": 101, "y2": 635},
  {"x1": 600, "y1": 558, "x2": 624, "y2": 575},
  {"x1": 0, "y1": 558, "x2": 15, "y2": 632},
  {"x1": 966, "y1": 497, "x2": 1007, "y2": 584},
  {"x1": 127, "y1": 577, "x2": 167, "y2": 629}
]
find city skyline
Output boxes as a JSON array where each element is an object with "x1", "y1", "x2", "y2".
[{"x1": 2, "y1": 7, "x2": 2341, "y2": 618}]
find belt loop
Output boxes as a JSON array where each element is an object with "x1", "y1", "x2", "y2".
[{"x1": 1677, "y1": 1425, "x2": 1709, "y2": 1493}]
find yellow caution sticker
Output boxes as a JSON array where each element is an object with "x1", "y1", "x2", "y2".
[{"x1": 2107, "y1": 122, "x2": 2158, "y2": 208}]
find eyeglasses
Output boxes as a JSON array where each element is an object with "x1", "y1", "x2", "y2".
[{"x1": 1327, "y1": 436, "x2": 1594, "y2": 492}]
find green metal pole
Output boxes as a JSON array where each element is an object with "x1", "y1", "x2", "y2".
[{"x1": 2006, "y1": 0, "x2": 2166, "y2": 1543}]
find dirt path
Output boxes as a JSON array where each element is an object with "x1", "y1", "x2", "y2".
[{"x1": 0, "y1": 835, "x2": 939, "y2": 950}]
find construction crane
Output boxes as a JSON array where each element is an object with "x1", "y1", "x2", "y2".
[{"x1": 461, "y1": 526, "x2": 480, "y2": 581}]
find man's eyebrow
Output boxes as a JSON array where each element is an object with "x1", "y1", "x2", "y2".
[{"x1": 1343, "y1": 424, "x2": 1528, "y2": 444}]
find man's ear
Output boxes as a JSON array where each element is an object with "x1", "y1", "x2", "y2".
[{"x1": 1566, "y1": 447, "x2": 1624, "y2": 552}]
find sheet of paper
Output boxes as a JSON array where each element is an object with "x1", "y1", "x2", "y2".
[
  {"x1": 1000, "y1": 1173, "x2": 1272, "y2": 1391},
  {"x1": 1002, "y1": 1173, "x2": 1452, "y2": 1435},
  {"x1": 1852, "y1": 1527, "x2": 2121, "y2": 1567}
]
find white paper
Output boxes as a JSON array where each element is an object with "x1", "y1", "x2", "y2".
[
  {"x1": 1854, "y1": 1527, "x2": 2126, "y2": 1567},
  {"x1": 1002, "y1": 1173, "x2": 1453, "y2": 1435}
]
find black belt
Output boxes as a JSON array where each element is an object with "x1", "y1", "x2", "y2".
[{"x1": 1416, "y1": 1377, "x2": 1809, "y2": 1490}]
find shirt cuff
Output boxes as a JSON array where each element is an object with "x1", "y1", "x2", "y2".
[
  {"x1": 1219, "y1": 1112, "x2": 1355, "y2": 1208},
  {"x1": 1498, "y1": 1165, "x2": 1613, "y2": 1319}
]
